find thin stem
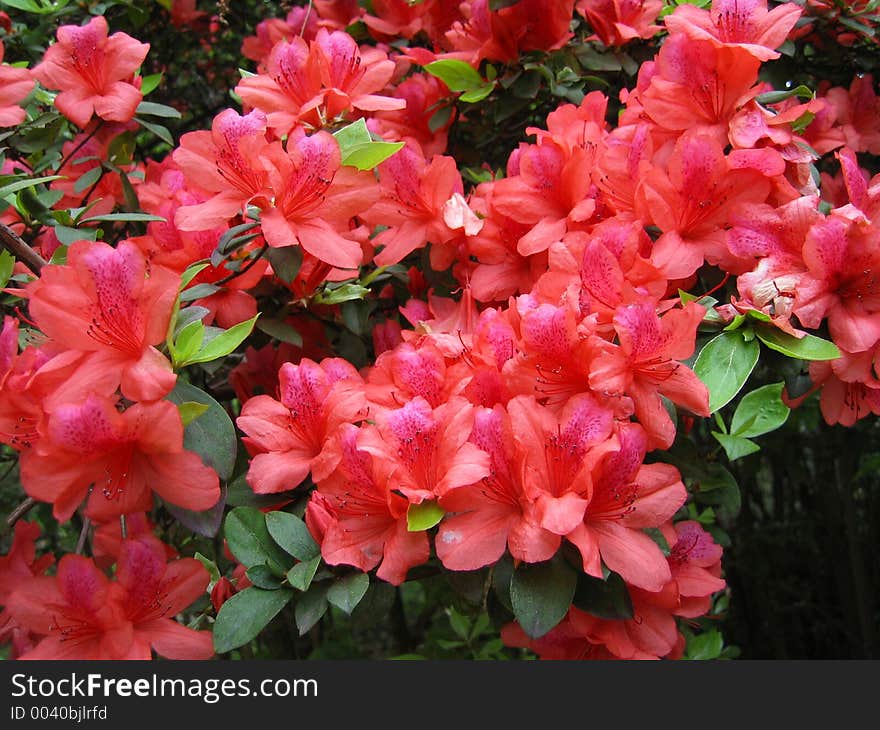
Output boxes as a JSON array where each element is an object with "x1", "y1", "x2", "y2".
[
  {"x1": 120, "y1": 514, "x2": 128, "y2": 540},
  {"x1": 300, "y1": 0, "x2": 313, "y2": 36},
  {"x1": 0, "y1": 222, "x2": 47, "y2": 275},
  {"x1": 214, "y1": 245, "x2": 267, "y2": 287},
  {"x1": 75, "y1": 517, "x2": 91, "y2": 555},
  {"x1": 57, "y1": 120, "x2": 104, "y2": 173},
  {"x1": 5, "y1": 497, "x2": 35, "y2": 529}
]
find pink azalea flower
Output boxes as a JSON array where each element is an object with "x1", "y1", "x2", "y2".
[{"x1": 33, "y1": 16, "x2": 149, "y2": 128}]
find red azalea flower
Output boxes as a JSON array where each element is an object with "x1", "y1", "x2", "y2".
[{"x1": 32, "y1": 16, "x2": 149, "y2": 128}]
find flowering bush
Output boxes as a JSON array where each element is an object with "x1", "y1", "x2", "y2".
[{"x1": 0, "y1": 0, "x2": 877, "y2": 660}]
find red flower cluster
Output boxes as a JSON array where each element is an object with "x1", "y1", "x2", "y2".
[{"x1": 0, "y1": 0, "x2": 878, "y2": 661}]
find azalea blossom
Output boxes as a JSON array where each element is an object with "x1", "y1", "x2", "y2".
[
  {"x1": 237, "y1": 358, "x2": 367, "y2": 494},
  {"x1": 33, "y1": 16, "x2": 149, "y2": 128},
  {"x1": 20, "y1": 395, "x2": 220, "y2": 522},
  {"x1": 6, "y1": 539, "x2": 213, "y2": 660},
  {"x1": 0, "y1": 41, "x2": 34, "y2": 127},
  {"x1": 24, "y1": 240, "x2": 179, "y2": 404}
]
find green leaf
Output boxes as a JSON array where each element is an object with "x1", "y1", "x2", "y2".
[
  {"x1": 0, "y1": 250, "x2": 14, "y2": 289},
  {"x1": 73, "y1": 166, "x2": 102, "y2": 194},
  {"x1": 48, "y1": 245, "x2": 68, "y2": 265},
  {"x1": 686, "y1": 629, "x2": 724, "y2": 660},
  {"x1": 179, "y1": 261, "x2": 210, "y2": 290},
  {"x1": 217, "y1": 221, "x2": 260, "y2": 255},
  {"x1": 692, "y1": 464, "x2": 742, "y2": 519},
  {"x1": 265, "y1": 511, "x2": 320, "y2": 562},
  {"x1": 0, "y1": 175, "x2": 63, "y2": 201},
  {"x1": 213, "y1": 587, "x2": 294, "y2": 653},
  {"x1": 459, "y1": 81, "x2": 496, "y2": 103},
  {"x1": 179, "y1": 283, "x2": 220, "y2": 303},
  {"x1": 332, "y1": 118, "x2": 372, "y2": 152},
  {"x1": 255, "y1": 318, "x2": 303, "y2": 347},
  {"x1": 0, "y1": 0, "x2": 68, "y2": 14},
  {"x1": 177, "y1": 401, "x2": 209, "y2": 426},
  {"x1": 173, "y1": 321, "x2": 204, "y2": 365},
  {"x1": 326, "y1": 573, "x2": 369, "y2": 614},
  {"x1": 81, "y1": 212, "x2": 165, "y2": 223},
  {"x1": 223, "y1": 507, "x2": 293, "y2": 572},
  {"x1": 510, "y1": 557, "x2": 577, "y2": 639},
  {"x1": 428, "y1": 105, "x2": 453, "y2": 133},
  {"x1": 135, "y1": 101, "x2": 182, "y2": 119},
  {"x1": 755, "y1": 85, "x2": 814, "y2": 105},
  {"x1": 140, "y1": 72, "x2": 163, "y2": 96},
  {"x1": 712, "y1": 432, "x2": 761, "y2": 461},
  {"x1": 295, "y1": 584, "x2": 329, "y2": 635},
  {"x1": 246, "y1": 564, "x2": 283, "y2": 590},
  {"x1": 194, "y1": 551, "x2": 220, "y2": 591},
  {"x1": 165, "y1": 381, "x2": 237, "y2": 480},
  {"x1": 314, "y1": 283, "x2": 369, "y2": 305},
  {"x1": 287, "y1": 555, "x2": 321, "y2": 591},
  {"x1": 342, "y1": 141, "x2": 405, "y2": 171},
  {"x1": 135, "y1": 117, "x2": 174, "y2": 146},
  {"x1": 178, "y1": 314, "x2": 259, "y2": 366},
  {"x1": 424, "y1": 59, "x2": 484, "y2": 91},
  {"x1": 694, "y1": 331, "x2": 760, "y2": 413},
  {"x1": 730, "y1": 382, "x2": 790, "y2": 438},
  {"x1": 267, "y1": 245, "x2": 303, "y2": 283},
  {"x1": 406, "y1": 500, "x2": 445, "y2": 532},
  {"x1": 572, "y1": 572, "x2": 634, "y2": 620},
  {"x1": 448, "y1": 607, "x2": 470, "y2": 640},
  {"x1": 754, "y1": 324, "x2": 841, "y2": 361}
]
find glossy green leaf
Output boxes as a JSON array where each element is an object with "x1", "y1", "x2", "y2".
[
  {"x1": 179, "y1": 282, "x2": 220, "y2": 302},
  {"x1": 255, "y1": 318, "x2": 303, "y2": 347},
  {"x1": 407, "y1": 500, "x2": 445, "y2": 531},
  {"x1": 172, "y1": 320, "x2": 204, "y2": 366},
  {"x1": 686, "y1": 629, "x2": 725, "y2": 660},
  {"x1": 194, "y1": 551, "x2": 220, "y2": 591},
  {"x1": 424, "y1": 59, "x2": 484, "y2": 91},
  {"x1": 177, "y1": 401, "x2": 209, "y2": 426},
  {"x1": 179, "y1": 261, "x2": 210, "y2": 290},
  {"x1": 165, "y1": 381, "x2": 237, "y2": 480},
  {"x1": 342, "y1": 141, "x2": 405, "y2": 171},
  {"x1": 135, "y1": 117, "x2": 174, "y2": 145},
  {"x1": 287, "y1": 555, "x2": 321, "y2": 592},
  {"x1": 135, "y1": 100, "x2": 182, "y2": 119},
  {"x1": 0, "y1": 250, "x2": 14, "y2": 289},
  {"x1": 267, "y1": 245, "x2": 303, "y2": 283},
  {"x1": 223, "y1": 506, "x2": 293, "y2": 571},
  {"x1": 510, "y1": 557, "x2": 577, "y2": 639},
  {"x1": 0, "y1": 175, "x2": 63, "y2": 200},
  {"x1": 692, "y1": 463, "x2": 742, "y2": 519},
  {"x1": 326, "y1": 573, "x2": 369, "y2": 614},
  {"x1": 140, "y1": 72, "x2": 163, "y2": 96},
  {"x1": 265, "y1": 511, "x2": 320, "y2": 562},
  {"x1": 712, "y1": 432, "x2": 761, "y2": 461},
  {"x1": 572, "y1": 572, "x2": 634, "y2": 620},
  {"x1": 730, "y1": 382, "x2": 790, "y2": 438},
  {"x1": 81, "y1": 212, "x2": 165, "y2": 223},
  {"x1": 459, "y1": 81, "x2": 496, "y2": 103},
  {"x1": 694, "y1": 331, "x2": 760, "y2": 413},
  {"x1": 213, "y1": 587, "x2": 294, "y2": 653},
  {"x1": 179, "y1": 314, "x2": 259, "y2": 366},
  {"x1": 755, "y1": 324, "x2": 841, "y2": 361},
  {"x1": 332, "y1": 118, "x2": 372, "y2": 152},
  {"x1": 295, "y1": 584, "x2": 329, "y2": 635},
  {"x1": 246, "y1": 564, "x2": 283, "y2": 590}
]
